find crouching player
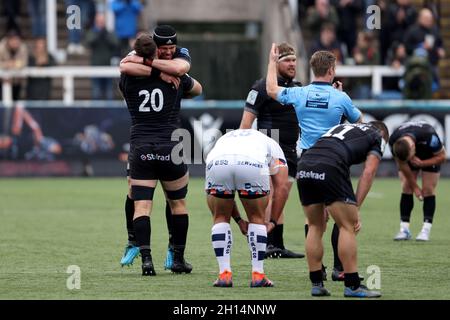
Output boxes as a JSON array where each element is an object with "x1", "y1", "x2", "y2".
[{"x1": 205, "y1": 129, "x2": 289, "y2": 287}]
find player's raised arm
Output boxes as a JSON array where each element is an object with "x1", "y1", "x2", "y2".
[{"x1": 266, "y1": 43, "x2": 283, "y2": 100}]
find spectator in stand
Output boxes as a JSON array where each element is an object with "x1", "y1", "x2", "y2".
[
  {"x1": 331, "y1": 0, "x2": 363, "y2": 58},
  {"x1": 380, "y1": 41, "x2": 407, "y2": 99},
  {"x1": 85, "y1": 12, "x2": 118, "y2": 100},
  {"x1": 306, "y1": 0, "x2": 339, "y2": 38},
  {"x1": 26, "y1": 38, "x2": 56, "y2": 100},
  {"x1": 424, "y1": 0, "x2": 440, "y2": 29},
  {"x1": 0, "y1": 30, "x2": 28, "y2": 101},
  {"x1": 404, "y1": 8, "x2": 445, "y2": 92},
  {"x1": 384, "y1": 0, "x2": 417, "y2": 63},
  {"x1": 310, "y1": 23, "x2": 344, "y2": 64},
  {"x1": 377, "y1": 0, "x2": 391, "y2": 64},
  {"x1": 3, "y1": 0, "x2": 21, "y2": 33},
  {"x1": 28, "y1": 0, "x2": 47, "y2": 38},
  {"x1": 110, "y1": 0, "x2": 143, "y2": 57},
  {"x1": 298, "y1": 0, "x2": 316, "y2": 19},
  {"x1": 65, "y1": 0, "x2": 96, "y2": 55},
  {"x1": 352, "y1": 31, "x2": 380, "y2": 99}
]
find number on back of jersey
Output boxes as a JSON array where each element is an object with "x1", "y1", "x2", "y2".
[
  {"x1": 138, "y1": 89, "x2": 164, "y2": 112},
  {"x1": 323, "y1": 124, "x2": 371, "y2": 140}
]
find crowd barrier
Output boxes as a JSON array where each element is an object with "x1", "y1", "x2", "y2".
[{"x1": 0, "y1": 100, "x2": 449, "y2": 176}]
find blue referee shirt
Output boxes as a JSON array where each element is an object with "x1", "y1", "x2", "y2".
[{"x1": 276, "y1": 81, "x2": 362, "y2": 150}]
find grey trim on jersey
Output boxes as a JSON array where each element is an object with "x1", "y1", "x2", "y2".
[{"x1": 244, "y1": 106, "x2": 258, "y2": 115}]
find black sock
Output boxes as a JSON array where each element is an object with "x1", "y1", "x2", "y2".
[
  {"x1": 344, "y1": 272, "x2": 361, "y2": 290},
  {"x1": 273, "y1": 224, "x2": 285, "y2": 249},
  {"x1": 133, "y1": 216, "x2": 151, "y2": 260},
  {"x1": 267, "y1": 226, "x2": 274, "y2": 246},
  {"x1": 125, "y1": 195, "x2": 136, "y2": 245},
  {"x1": 165, "y1": 201, "x2": 173, "y2": 246},
  {"x1": 400, "y1": 193, "x2": 414, "y2": 222},
  {"x1": 172, "y1": 214, "x2": 189, "y2": 257},
  {"x1": 423, "y1": 195, "x2": 436, "y2": 223},
  {"x1": 331, "y1": 223, "x2": 343, "y2": 270},
  {"x1": 310, "y1": 269, "x2": 323, "y2": 287}
]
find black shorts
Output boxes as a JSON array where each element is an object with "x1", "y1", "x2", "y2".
[
  {"x1": 129, "y1": 143, "x2": 188, "y2": 181},
  {"x1": 297, "y1": 161, "x2": 356, "y2": 206},
  {"x1": 408, "y1": 162, "x2": 440, "y2": 173},
  {"x1": 281, "y1": 146, "x2": 298, "y2": 179}
]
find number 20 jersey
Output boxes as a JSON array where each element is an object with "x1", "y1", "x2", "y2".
[
  {"x1": 119, "y1": 71, "x2": 194, "y2": 146},
  {"x1": 301, "y1": 123, "x2": 385, "y2": 170}
]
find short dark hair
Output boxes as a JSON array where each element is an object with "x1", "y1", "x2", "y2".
[
  {"x1": 393, "y1": 138, "x2": 412, "y2": 161},
  {"x1": 369, "y1": 120, "x2": 389, "y2": 143},
  {"x1": 134, "y1": 33, "x2": 157, "y2": 60},
  {"x1": 310, "y1": 51, "x2": 336, "y2": 77}
]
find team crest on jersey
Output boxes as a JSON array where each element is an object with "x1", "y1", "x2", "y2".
[{"x1": 246, "y1": 90, "x2": 258, "y2": 105}]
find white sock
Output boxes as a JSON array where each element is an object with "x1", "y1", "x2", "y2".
[
  {"x1": 422, "y1": 222, "x2": 432, "y2": 231},
  {"x1": 400, "y1": 221, "x2": 410, "y2": 231},
  {"x1": 211, "y1": 222, "x2": 232, "y2": 273},
  {"x1": 247, "y1": 223, "x2": 267, "y2": 274}
]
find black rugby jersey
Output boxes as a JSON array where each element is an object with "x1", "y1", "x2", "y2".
[
  {"x1": 301, "y1": 123, "x2": 385, "y2": 169},
  {"x1": 244, "y1": 77, "x2": 300, "y2": 149},
  {"x1": 119, "y1": 70, "x2": 194, "y2": 145},
  {"x1": 389, "y1": 121, "x2": 443, "y2": 159}
]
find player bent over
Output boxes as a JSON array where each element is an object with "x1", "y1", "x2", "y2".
[
  {"x1": 389, "y1": 121, "x2": 446, "y2": 241},
  {"x1": 298, "y1": 121, "x2": 388, "y2": 297},
  {"x1": 205, "y1": 129, "x2": 289, "y2": 287}
]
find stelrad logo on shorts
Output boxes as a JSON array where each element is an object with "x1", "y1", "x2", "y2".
[
  {"x1": 298, "y1": 170, "x2": 326, "y2": 180},
  {"x1": 140, "y1": 153, "x2": 171, "y2": 161}
]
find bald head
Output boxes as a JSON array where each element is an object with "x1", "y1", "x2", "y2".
[{"x1": 419, "y1": 8, "x2": 434, "y2": 29}]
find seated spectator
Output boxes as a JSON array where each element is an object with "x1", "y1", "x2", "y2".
[
  {"x1": 0, "y1": 30, "x2": 28, "y2": 101},
  {"x1": 404, "y1": 8, "x2": 445, "y2": 92},
  {"x1": 352, "y1": 31, "x2": 380, "y2": 99},
  {"x1": 28, "y1": 0, "x2": 46, "y2": 38},
  {"x1": 26, "y1": 38, "x2": 56, "y2": 100},
  {"x1": 110, "y1": 0, "x2": 143, "y2": 57},
  {"x1": 310, "y1": 23, "x2": 344, "y2": 64},
  {"x1": 306, "y1": 0, "x2": 339, "y2": 38},
  {"x1": 85, "y1": 12, "x2": 118, "y2": 100}
]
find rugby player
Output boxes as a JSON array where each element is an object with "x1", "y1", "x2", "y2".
[
  {"x1": 119, "y1": 33, "x2": 201, "y2": 276},
  {"x1": 119, "y1": 25, "x2": 193, "y2": 269},
  {"x1": 206, "y1": 129, "x2": 289, "y2": 287},
  {"x1": 390, "y1": 121, "x2": 446, "y2": 241},
  {"x1": 297, "y1": 121, "x2": 388, "y2": 297}
]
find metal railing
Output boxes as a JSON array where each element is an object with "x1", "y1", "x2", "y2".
[
  {"x1": 0, "y1": 65, "x2": 405, "y2": 107},
  {"x1": 311, "y1": 65, "x2": 405, "y2": 97}
]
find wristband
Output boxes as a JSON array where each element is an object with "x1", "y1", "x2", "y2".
[
  {"x1": 270, "y1": 219, "x2": 277, "y2": 227},
  {"x1": 233, "y1": 216, "x2": 242, "y2": 224}
]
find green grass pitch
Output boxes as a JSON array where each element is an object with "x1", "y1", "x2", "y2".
[{"x1": 1, "y1": 177, "x2": 449, "y2": 300}]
